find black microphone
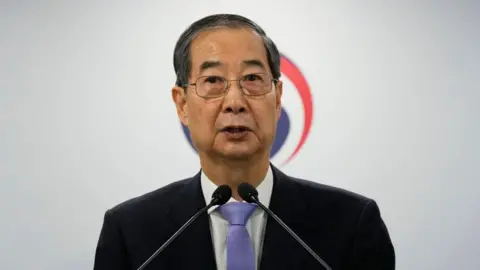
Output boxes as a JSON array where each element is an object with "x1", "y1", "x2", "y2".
[
  {"x1": 238, "y1": 183, "x2": 332, "y2": 270},
  {"x1": 136, "y1": 185, "x2": 232, "y2": 270}
]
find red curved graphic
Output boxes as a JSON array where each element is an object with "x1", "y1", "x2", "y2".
[{"x1": 280, "y1": 55, "x2": 313, "y2": 165}]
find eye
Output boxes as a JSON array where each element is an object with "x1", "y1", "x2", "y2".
[
  {"x1": 244, "y1": 74, "x2": 262, "y2": 81},
  {"x1": 203, "y1": 76, "x2": 223, "y2": 84}
]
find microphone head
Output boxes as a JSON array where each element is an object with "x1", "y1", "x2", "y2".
[
  {"x1": 211, "y1": 185, "x2": 232, "y2": 205},
  {"x1": 238, "y1": 183, "x2": 258, "y2": 203}
]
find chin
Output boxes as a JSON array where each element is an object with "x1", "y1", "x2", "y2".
[
  {"x1": 215, "y1": 145, "x2": 260, "y2": 160},
  {"x1": 218, "y1": 151, "x2": 255, "y2": 160}
]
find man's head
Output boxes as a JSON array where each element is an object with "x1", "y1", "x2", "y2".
[{"x1": 171, "y1": 14, "x2": 283, "y2": 162}]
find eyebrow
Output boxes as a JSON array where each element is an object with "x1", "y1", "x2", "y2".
[
  {"x1": 199, "y1": 61, "x2": 222, "y2": 72},
  {"x1": 242, "y1": 59, "x2": 266, "y2": 70},
  {"x1": 198, "y1": 59, "x2": 267, "y2": 73}
]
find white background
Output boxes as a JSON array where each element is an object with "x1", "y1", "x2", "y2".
[{"x1": 1, "y1": 1, "x2": 479, "y2": 269}]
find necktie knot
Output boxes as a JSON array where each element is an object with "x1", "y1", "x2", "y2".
[{"x1": 219, "y1": 202, "x2": 257, "y2": 225}]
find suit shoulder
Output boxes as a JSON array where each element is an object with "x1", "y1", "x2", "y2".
[
  {"x1": 289, "y1": 176, "x2": 372, "y2": 207},
  {"x1": 106, "y1": 177, "x2": 193, "y2": 218}
]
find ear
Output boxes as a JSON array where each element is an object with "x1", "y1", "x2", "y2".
[
  {"x1": 171, "y1": 85, "x2": 189, "y2": 126},
  {"x1": 274, "y1": 80, "x2": 283, "y2": 120}
]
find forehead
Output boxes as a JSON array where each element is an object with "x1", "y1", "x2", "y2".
[{"x1": 189, "y1": 27, "x2": 269, "y2": 74}]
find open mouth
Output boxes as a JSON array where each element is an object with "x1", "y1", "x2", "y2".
[{"x1": 221, "y1": 126, "x2": 252, "y2": 133}]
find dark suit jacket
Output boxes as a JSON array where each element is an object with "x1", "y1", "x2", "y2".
[{"x1": 94, "y1": 165, "x2": 395, "y2": 270}]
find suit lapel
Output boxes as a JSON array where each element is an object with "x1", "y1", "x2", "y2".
[
  {"x1": 165, "y1": 171, "x2": 217, "y2": 270},
  {"x1": 259, "y1": 165, "x2": 310, "y2": 270}
]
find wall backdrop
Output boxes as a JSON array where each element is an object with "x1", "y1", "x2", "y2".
[{"x1": 1, "y1": 1, "x2": 479, "y2": 269}]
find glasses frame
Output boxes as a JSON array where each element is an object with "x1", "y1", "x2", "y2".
[{"x1": 182, "y1": 73, "x2": 279, "y2": 99}]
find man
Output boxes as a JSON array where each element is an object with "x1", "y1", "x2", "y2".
[{"x1": 94, "y1": 14, "x2": 395, "y2": 270}]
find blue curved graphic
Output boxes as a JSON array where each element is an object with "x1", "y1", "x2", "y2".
[{"x1": 271, "y1": 107, "x2": 290, "y2": 157}]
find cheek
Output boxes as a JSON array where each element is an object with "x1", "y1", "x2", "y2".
[
  {"x1": 187, "y1": 100, "x2": 217, "y2": 135},
  {"x1": 251, "y1": 101, "x2": 278, "y2": 132}
]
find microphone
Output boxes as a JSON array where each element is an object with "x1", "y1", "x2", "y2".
[
  {"x1": 136, "y1": 185, "x2": 232, "y2": 270},
  {"x1": 238, "y1": 183, "x2": 332, "y2": 270}
]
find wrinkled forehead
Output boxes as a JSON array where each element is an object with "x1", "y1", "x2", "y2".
[{"x1": 189, "y1": 27, "x2": 270, "y2": 76}]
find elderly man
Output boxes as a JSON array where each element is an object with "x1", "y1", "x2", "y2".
[{"x1": 94, "y1": 13, "x2": 395, "y2": 270}]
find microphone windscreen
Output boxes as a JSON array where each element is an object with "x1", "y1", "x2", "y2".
[
  {"x1": 238, "y1": 183, "x2": 258, "y2": 203},
  {"x1": 212, "y1": 185, "x2": 232, "y2": 205}
]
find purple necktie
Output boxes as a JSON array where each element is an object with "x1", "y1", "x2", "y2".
[{"x1": 219, "y1": 202, "x2": 257, "y2": 270}]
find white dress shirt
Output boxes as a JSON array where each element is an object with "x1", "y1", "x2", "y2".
[{"x1": 200, "y1": 166, "x2": 274, "y2": 270}]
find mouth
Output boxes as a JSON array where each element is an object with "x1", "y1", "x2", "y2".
[{"x1": 220, "y1": 126, "x2": 252, "y2": 133}]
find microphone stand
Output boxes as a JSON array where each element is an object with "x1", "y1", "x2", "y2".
[
  {"x1": 136, "y1": 202, "x2": 213, "y2": 270},
  {"x1": 250, "y1": 196, "x2": 332, "y2": 270}
]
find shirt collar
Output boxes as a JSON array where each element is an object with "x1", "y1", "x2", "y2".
[{"x1": 201, "y1": 165, "x2": 274, "y2": 214}]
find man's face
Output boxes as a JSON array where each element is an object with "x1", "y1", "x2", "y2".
[{"x1": 172, "y1": 27, "x2": 282, "y2": 160}]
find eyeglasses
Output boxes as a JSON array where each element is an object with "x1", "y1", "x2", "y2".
[{"x1": 183, "y1": 73, "x2": 278, "y2": 98}]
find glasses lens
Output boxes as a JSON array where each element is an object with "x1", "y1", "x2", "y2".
[
  {"x1": 240, "y1": 73, "x2": 272, "y2": 95},
  {"x1": 196, "y1": 76, "x2": 226, "y2": 97}
]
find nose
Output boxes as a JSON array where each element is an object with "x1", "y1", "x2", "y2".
[{"x1": 222, "y1": 82, "x2": 247, "y2": 114}]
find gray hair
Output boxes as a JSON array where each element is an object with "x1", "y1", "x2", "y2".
[{"x1": 173, "y1": 14, "x2": 281, "y2": 87}]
